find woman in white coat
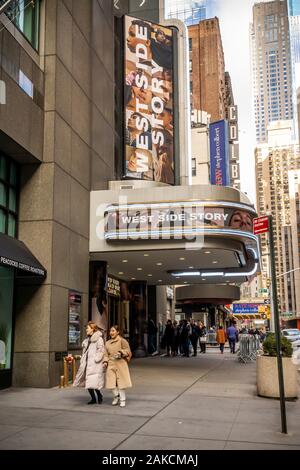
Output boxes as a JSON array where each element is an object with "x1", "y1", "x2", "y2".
[{"x1": 73, "y1": 322, "x2": 105, "y2": 404}]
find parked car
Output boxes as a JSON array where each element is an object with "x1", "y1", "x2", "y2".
[{"x1": 281, "y1": 329, "x2": 300, "y2": 349}]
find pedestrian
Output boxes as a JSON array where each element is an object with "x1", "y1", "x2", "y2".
[
  {"x1": 173, "y1": 320, "x2": 180, "y2": 356},
  {"x1": 190, "y1": 319, "x2": 200, "y2": 356},
  {"x1": 73, "y1": 321, "x2": 105, "y2": 405},
  {"x1": 216, "y1": 325, "x2": 226, "y2": 354},
  {"x1": 180, "y1": 319, "x2": 190, "y2": 357},
  {"x1": 227, "y1": 323, "x2": 239, "y2": 353},
  {"x1": 147, "y1": 316, "x2": 158, "y2": 356},
  {"x1": 199, "y1": 322, "x2": 207, "y2": 353},
  {"x1": 162, "y1": 319, "x2": 175, "y2": 356},
  {"x1": 103, "y1": 325, "x2": 132, "y2": 407}
]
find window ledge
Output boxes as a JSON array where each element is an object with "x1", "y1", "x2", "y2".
[{"x1": 0, "y1": 13, "x2": 41, "y2": 69}]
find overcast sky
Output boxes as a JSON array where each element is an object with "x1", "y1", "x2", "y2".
[{"x1": 209, "y1": 0, "x2": 257, "y2": 204}]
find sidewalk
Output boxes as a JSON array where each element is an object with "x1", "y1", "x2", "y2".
[{"x1": 0, "y1": 349, "x2": 299, "y2": 450}]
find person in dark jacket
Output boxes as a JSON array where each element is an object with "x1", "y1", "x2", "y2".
[
  {"x1": 190, "y1": 319, "x2": 200, "y2": 356},
  {"x1": 162, "y1": 320, "x2": 174, "y2": 356},
  {"x1": 180, "y1": 320, "x2": 190, "y2": 357}
]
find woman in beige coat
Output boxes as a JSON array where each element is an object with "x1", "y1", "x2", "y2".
[
  {"x1": 103, "y1": 325, "x2": 132, "y2": 407},
  {"x1": 73, "y1": 322, "x2": 105, "y2": 404}
]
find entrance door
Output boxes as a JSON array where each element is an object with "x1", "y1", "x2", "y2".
[{"x1": 0, "y1": 266, "x2": 14, "y2": 389}]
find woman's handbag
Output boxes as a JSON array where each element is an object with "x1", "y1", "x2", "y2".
[{"x1": 200, "y1": 335, "x2": 207, "y2": 343}]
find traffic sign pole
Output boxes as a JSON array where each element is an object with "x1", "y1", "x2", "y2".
[{"x1": 268, "y1": 215, "x2": 287, "y2": 434}]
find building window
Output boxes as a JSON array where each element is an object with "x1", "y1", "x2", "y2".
[
  {"x1": 192, "y1": 158, "x2": 196, "y2": 177},
  {"x1": 189, "y1": 37, "x2": 192, "y2": 51},
  {"x1": 0, "y1": 154, "x2": 18, "y2": 238},
  {"x1": 4, "y1": 0, "x2": 40, "y2": 50},
  {"x1": 189, "y1": 59, "x2": 193, "y2": 73}
]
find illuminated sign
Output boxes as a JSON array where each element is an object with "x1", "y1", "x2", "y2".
[
  {"x1": 104, "y1": 201, "x2": 256, "y2": 241},
  {"x1": 107, "y1": 277, "x2": 121, "y2": 297},
  {"x1": 124, "y1": 15, "x2": 175, "y2": 184},
  {"x1": 233, "y1": 303, "x2": 270, "y2": 319}
]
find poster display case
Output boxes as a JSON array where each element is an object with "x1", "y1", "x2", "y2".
[{"x1": 68, "y1": 291, "x2": 82, "y2": 349}]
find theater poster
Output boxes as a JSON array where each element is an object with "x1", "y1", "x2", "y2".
[{"x1": 124, "y1": 15, "x2": 175, "y2": 185}]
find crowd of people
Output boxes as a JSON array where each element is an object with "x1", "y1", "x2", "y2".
[
  {"x1": 156, "y1": 319, "x2": 207, "y2": 357},
  {"x1": 156, "y1": 320, "x2": 266, "y2": 357}
]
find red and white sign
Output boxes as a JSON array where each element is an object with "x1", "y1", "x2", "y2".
[{"x1": 253, "y1": 216, "x2": 269, "y2": 235}]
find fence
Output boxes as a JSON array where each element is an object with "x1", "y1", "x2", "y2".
[{"x1": 237, "y1": 334, "x2": 262, "y2": 363}]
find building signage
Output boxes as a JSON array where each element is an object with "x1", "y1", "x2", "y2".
[
  {"x1": 209, "y1": 120, "x2": 230, "y2": 186},
  {"x1": 107, "y1": 276, "x2": 121, "y2": 297},
  {"x1": 0, "y1": 255, "x2": 45, "y2": 276},
  {"x1": 233, "y1": 303, "x2": 270, "y2": 318},
  {"x1": 124, "y1": 15, "x2": 175, "y2": 184},
  {"x1": 103, "y1": 201, "x2": 255, "y2": 241},
  {"x1": 253, "y1": 216, "x2": 269, "y2": 235},
  {"x1": 166, "y1": 286, "x2": 174, "y2": 299}
]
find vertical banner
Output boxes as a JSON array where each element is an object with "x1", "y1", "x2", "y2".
[
  {"x1": 124, "y1": 15, "x2": 175, "y2": 184},
  {"x1": 209, "y1": 120, "x2": 230, "y2": 186}
]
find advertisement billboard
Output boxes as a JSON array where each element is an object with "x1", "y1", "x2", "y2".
[
  {"x1": 104, "y1": 201, "x2": 255, "y2": 241},
  {"x1": 124, "y1": 15, "x2": 175, "y2": 184},
  {"x1": 209, "y1": 120, "x2": 230, "y2": 186}
]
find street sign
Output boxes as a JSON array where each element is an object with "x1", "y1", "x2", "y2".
[
  {"x1": 253, "y1": 216, "x2": 269, "y2": 235},
  {"x1": 264, "y1": 299, "x2": 270, "y2": 305}
]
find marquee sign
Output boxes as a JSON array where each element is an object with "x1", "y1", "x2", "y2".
[{"x1": 103, "y1": 201, "x2": 256, "y2": 241}]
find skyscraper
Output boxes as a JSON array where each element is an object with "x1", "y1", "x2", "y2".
[
  {"x1": 251, "y1": 0, "x2": 293, "y2": 144},
  {"x1": 289, "y1": 0, "x2": 300, "y2": 16},
  {"x1": 255, "y1": 121, "x2": 300, "y2": 314},
  {"x1": 165, "y1": 0, "x2": 207, "y2": 26},
  {"x1": 288, "y1": 0, "x2": 300, "y2": 141}
]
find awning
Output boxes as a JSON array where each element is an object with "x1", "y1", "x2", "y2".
[{"x1": 0, "y1": 233, "x2": 46, "y2": 278}]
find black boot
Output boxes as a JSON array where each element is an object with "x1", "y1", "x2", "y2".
[
  {"x1": 88, "y1": 389, "x2": 96, "y2": 404},
  {"x1": 96, "y1": 390, "x2": 103, "y2": 404}
]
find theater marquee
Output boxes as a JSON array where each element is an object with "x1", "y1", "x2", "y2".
[
  {"x1": 124, "y1": 15, "x2": 175, "y2": 184},
  {"x1": 103, "y1": 201, "x2": 256, "y2": 241}
]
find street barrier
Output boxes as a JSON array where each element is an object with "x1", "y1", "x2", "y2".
[
  {"x1": 237, "y1": 334, "x2": 262, "y2": 363},
  {"x1": 207, "y1": 332, "x2": 217, "y2": 345}
]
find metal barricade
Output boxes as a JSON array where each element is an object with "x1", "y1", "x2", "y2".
[
  {"x1": 237, "y1": 334, "x2": 262, "y2": 363},
  {"x1": 207, "y1": 332, "x2": 217, "y2": 345}
]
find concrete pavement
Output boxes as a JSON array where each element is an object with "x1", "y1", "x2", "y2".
[{"x1": 0, "y1": 349, "x2": 299, "y2": 450}]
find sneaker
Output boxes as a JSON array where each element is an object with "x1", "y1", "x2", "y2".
[
  {"x1": 119, "y1": 401, "x2": 126, "y2": 407},
  {"x1": 87, "y1": 400, "x2": 96, "y2": 405},
  {"x1": 151, "y1": 350, "x2": 159, "y2": 356},
  {"x1": 112, "y1": 395, "x2": 119, "y2": 406}
]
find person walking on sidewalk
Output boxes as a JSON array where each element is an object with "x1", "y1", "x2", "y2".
[
  {"x1": 199, "y1": 322, "x2": 207, "y2": 354},
  {"x1": 216, "y1": 325, "x2": 227, "y2": 354},
  {"x1": 103, "y1": 325, "x2": 132, "y2": 407},
  {"x1": 190, "y1": 319, "x2": 200, "y2": 356},
  {"x1": 73, "y1": 321, "x2": 105, "y2": 405},
  {"x1": 227, "y1": 323, "x2": 239, "y2": 354}
]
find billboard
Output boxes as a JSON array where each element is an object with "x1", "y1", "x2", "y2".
[
  {"x1": 209, "y1": 120, "x2": 230, "y2": 186},
  {"x1": 104, "y1": 201, "x2": 255, "y2": 241},
  {"x1": 124, "y1": 15, "x2": 175, "y2": 184}
]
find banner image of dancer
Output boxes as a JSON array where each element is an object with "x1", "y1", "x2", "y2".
[{"x1": 124, "y1": 16, "x2": 175, "y2": 184}]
